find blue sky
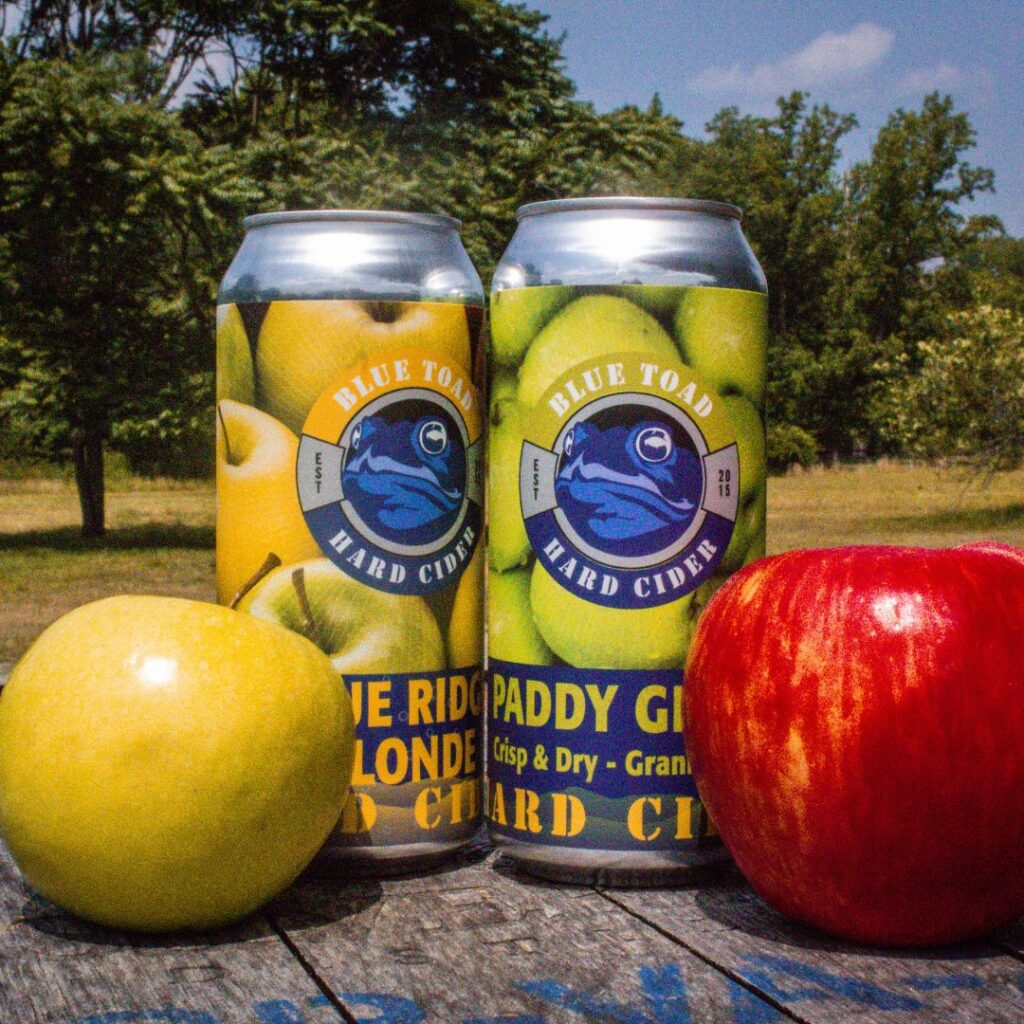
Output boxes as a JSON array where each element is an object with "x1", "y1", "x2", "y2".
[{"x1": 530, "y1": 0, "x2": 1024, "y2": 234}]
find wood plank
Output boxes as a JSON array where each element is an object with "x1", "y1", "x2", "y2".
[
  {"x1": 608, "y1": 877, "x2": 1024, "y2": 1024},
  {"x1": 271, "y1": 849, "x2": 790, "y2": 1024},
  {"x1": 0, "y1": 841, "x2": 348, "y2": 1024}
]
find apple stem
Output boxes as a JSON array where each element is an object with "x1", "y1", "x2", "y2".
[
  {"x1": 229, "y1": 552, "x2": 282, "y2": 610},
  {"x1": 291, "y1": 566, "x2": 323, "y2": 648},
  {"x1": 364, "y1": 299, "x2": 400, "y2": 324},
  {"x1": 216, "y1": 402, "x2": 233, "y2": 466}
]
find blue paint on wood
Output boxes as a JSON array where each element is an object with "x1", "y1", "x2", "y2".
[
  {"x1": 254, "y1": 1000, "x2": 306, "y2": 1023},
  {"x1": 727, "y1": 981, "x2": 783, "y2": 1023},
  {"x1": 517, "y1": 979, "x2": 654, "y2": 1022},
  {"x1": 75, "y1": 1012, "x2": 220, "y2": 1024},
  {"x1": 739, "y1": 955, "x2": 923, "y2": 1011},
  {"x1": 905, "y1": 974, "x2": 984, "y2": 992},
  {"x1": 310, "y1": 992, "x2": 425, "y2": 1023},
  {"x1": 638, "y1": 963, "x2": 690, "y2": 1023},
  {"x1": 462, "y1": 1017, "x2": 546, "y2": 1023}
]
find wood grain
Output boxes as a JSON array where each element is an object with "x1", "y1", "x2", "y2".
[
  {"x1": 0, "y1": 843, "x2": 347, "y2": 1024},
  {"x1": 608, "y1": 880, "x2": 1024, "y2": 1024},
  {"x1": 271, "y1": 848, "x2": 788, "y2": 1023}
]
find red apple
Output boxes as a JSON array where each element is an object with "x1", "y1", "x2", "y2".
[{"x1": 685, "y1": 543, "x2": 1024, "y2": 946}]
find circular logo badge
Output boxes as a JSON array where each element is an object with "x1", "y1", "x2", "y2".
[
  {"x1": 297, "y1": 348, "x2": 482, "y2": 595},
  {"x1": 521, "y1": 353, "x2": 739, "y2": 608}
]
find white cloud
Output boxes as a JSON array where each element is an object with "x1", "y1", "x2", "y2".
[
  {"x1": 898, "y1": 62, "x2": 965, "y2": 93},
  {"x1": 689, "y1": 22, "x2": 895, "y2": 96}
]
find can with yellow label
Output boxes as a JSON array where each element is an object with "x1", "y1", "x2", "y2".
[{"x1": 217, "y1": 211, "x2": 485, "y2": 872}]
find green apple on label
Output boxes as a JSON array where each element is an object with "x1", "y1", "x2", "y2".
[
  {"x1": 257, "y1": 300, "x2": 472, "y2": 435},
  {"x1": 490, "y1": 287, "x2": 570, "y2": 368},
  {"x1": 517, "y1": 295, "x2": 679, "y2": 408},
  {"x1": 488, "y1": 565, "x2": 554, "y2": 664},
  {"x1": 530, "y1": 560, "x2": 695, "y2": 670},
  {"x1": 723, "y1": 394, "x2": 766, "y2": 506},
  {"x1": 676, "y1": 288, "x2": 767, "y2": 406},
  {"x1": 488, "y1": 397, "x2": 531, "y2": 571},
  {"x1": 613, "y1": 284, "x2": 683, "y2": 323},
  {"x1": 238, "y1": 558, "x2": 445, "y2": 675},
  {"x1": 720, "y1": 488, "x2": 766, "y2": 573},
  {"x1": 489, "y1": 368, "x2": 518, "y2": 416},
  {"x1": 217, "y1": 304, "x2": 255, "y2": 405},
  {"x1": 0, "y1": 596, "x2": 354, "y2": 932},
  {"x1": 216, "y1": 400, "x2": 321, "y2": 606}
]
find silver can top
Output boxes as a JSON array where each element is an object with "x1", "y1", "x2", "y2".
[
  {"x1": 517, "y1": 197, "x2": 742, "y2": 222},
  {"x1": 220, "y1": 209, "x2": 481, "y2": 305},
  {"x1": 493, "y1": 195, "x2": 764, "y2": 293},
  {"x1": 244, "y1": 209, "x2": 462, "y2": 231}
]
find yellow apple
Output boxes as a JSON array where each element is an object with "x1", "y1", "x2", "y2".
[
  {"x1": 216, "y1": 303, "x2": 255, "y2": 405},
  {"x1": 530, "y1": 560, "x2": 695, "y2": 670},
  {"x1": 257, "y1": 300, "x2": 473, "y2": 434},
  {"x1": 448, "y1": 546, "x2": 483, "y2": 667},
  {"x1": 238, "y1": 558, "x2": 445, "y2": 675},
  {"x1": 216, "y1": 400, "x2": 321, "y2": 605},
  {"x1": 0, "y1": 596, "x2": 354, "y2": 931},
  {"x1": 488, "y1": 565, "x2": 554, "y2": 664},
  {"x1": 517, "y1": 295, "x2": 679, "y2": 409}
]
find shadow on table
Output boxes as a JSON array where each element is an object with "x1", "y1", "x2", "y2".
[
  {"x1": 692, "y1": 881, "x2": 1016, "y2": 963},
  {"x1": 266, "y1": 831, "x2": 494, "y2": 931}
]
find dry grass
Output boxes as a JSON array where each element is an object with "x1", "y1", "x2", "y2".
[
  {"x1": 769, "y1": 460, "x2": 1024, "y2": 552},
  {"x1": 0, "y1": 478, "x2": 215, "y2": 662},
  {"x1": 1, "y1": 461, "x2": 1023, "y2": 663}
]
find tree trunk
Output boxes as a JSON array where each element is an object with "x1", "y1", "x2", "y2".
[{"x1": 73, "y1": 435, "x2": 105, "y2": 538}]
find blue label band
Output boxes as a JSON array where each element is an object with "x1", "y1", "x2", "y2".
[
  {"x1": 334, "y1": 667, "x2": 483, "y2": 839},
  {"x1": 486, "y1": 659, "x2": 716, "y2": 851}
]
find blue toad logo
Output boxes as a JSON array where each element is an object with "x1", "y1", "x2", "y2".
[
  {"x1": 343, "y1": 407, "x2": 465, "y2": 544},
  {"x1": 555, "y1": 417, "x2": 702, "y2": 558}
]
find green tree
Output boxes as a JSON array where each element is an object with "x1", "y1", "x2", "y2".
[
  {"x1": 831, "y1": 93, "x2": 995, "y2": 346},
  {"x1": 873, "y1": 305, "x2": 1024, "y2": 471},
  {"x1": 0, "y1": 55, "x2": 245, "y2": 534}
]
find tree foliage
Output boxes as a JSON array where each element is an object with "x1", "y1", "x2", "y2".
[
  {"x1": 873, "y1": 306, "x2": 1024, "y2": 471},
  {"x1": 0, "y1": 1, "x2": 1017, "y2": 532}
]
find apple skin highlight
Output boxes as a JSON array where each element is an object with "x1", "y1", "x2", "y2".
[{"x1": 685, "y1": 543, "x2": 1024, "y2": 946}]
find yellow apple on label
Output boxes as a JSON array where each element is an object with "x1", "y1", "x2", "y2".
[
  {"x1": 216, "y1": 400, "x2": 321, "y2": 605},
  {"x1": 0, "y1": 596, "x2": 354, "y2": 931},
  {"x1": 257, "y1": 300, "x2": 473, "y2": 434},
  {"x1": 448, "y1": 546, "x2": 483, "y2": 667},
  {"x1": 517, "y1": 295, "x2": 679, "y2": 408},
  {"x1": 238, "y1": 558, "x2": 445, "y2": 675},
  {"x1": 216, "y1": 303, "x2": 255, "y2": 405},
  {"x1": 488, "y1": 565, "x2": 554, "y2": 664},
  {"x1": 530, "y1": 560, "x2": 695, "y2": 670}
]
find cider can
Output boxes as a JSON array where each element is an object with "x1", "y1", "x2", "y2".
[
  {"x1": 217, "y1": 211, "x2": 485, "y2": 872},
  {"x1": 486, "y1": 197, "x2": 767, "y2": 884}
]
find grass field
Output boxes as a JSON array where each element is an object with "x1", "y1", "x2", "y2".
[{"x1": 2, "y1": 462, "x2": 1023, "y2": 662}]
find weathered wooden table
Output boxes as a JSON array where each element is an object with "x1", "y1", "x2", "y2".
[{"x1": 4, "y1": 829, "x2": 1024, "y2": 1024}]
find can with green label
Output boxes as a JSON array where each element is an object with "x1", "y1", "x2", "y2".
[{"x1": 486, "y1": 197, "x2": 767, "y2": 884}]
